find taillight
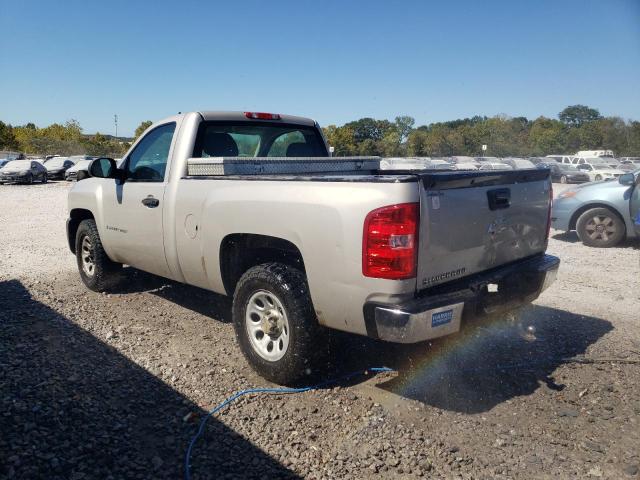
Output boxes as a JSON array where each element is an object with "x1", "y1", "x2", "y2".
[
  {"x1": 363, "y1": 203, "x2": 419, "y2": 280},
  {"x1": 244, "y1": 112, "x2": 281, "y2": 120}
]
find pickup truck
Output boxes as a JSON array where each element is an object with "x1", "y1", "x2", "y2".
[{"x1": 67, "y1": 111, "x2": 559, "y2": 385}]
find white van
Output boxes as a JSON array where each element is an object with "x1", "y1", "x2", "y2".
[{"x1": 574, "y1": 150, "x2": 615, "y2": 158}]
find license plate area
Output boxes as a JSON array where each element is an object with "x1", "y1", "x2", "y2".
[{"x1": 431, "y1": 309, "x2": 454, "y2": 327}]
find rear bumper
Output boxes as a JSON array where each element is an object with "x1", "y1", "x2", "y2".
[{"x1": 363, "y1": 254, "x2": 560, "y2": 343}]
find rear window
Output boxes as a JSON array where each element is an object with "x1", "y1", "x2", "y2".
[{"x1": 192, "y1": 121, "x2": 327, "y2": 158}]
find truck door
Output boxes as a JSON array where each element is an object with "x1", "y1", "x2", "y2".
[{"x1": 100, "y1": 122, "x2": 176, "y2": 278}]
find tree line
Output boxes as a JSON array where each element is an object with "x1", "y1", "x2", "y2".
[
  {"x1": 1, "y1": 106, "x2": 639, "y2": 158},
  {"x1": 0, "y1": 119, "x2": 153, "y2": 158},
  {"x1": 323, "y1": 105, "x2": 640, "y2": 158}
]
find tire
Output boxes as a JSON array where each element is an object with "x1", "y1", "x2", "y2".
[
  {"x1": 75, "y1": 219, "x2": 122, "y2": 291},
  {"x1": 576, "y1": 207, "x2": 625, "y2": 248},
  {"x1": 232, "y1": 263, "x2": 325, "y2": 385},
  {"x1": 42, "y1": 173, "x2": 47, "y2": 184},
  {"x1": 560, "y1": 175, "x2": 567, "y2": 184},
  {"x1": 595, "y1": 174, "x2": 602, "y2": 181},
  {"x1": 27, "y1": 173, "x2": 33, "y2": 184}
]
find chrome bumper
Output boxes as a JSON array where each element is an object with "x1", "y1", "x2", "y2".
[{"x1": 363, "y1": 254, "x2": 560, "y2": 343}]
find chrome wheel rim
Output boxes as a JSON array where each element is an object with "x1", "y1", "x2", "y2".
[
  {"x1": 81, "y1": 236, "x2": 95, "y2": 276},
  {"x1": 245, "y1": 290, "x2": 289, "y2": 361},
  {"x1": 561, "y1": 176, "x2": 567, "y2": 184},
  {"x1": 585, "y1": 215, "x2": 615, "y2": 242}
]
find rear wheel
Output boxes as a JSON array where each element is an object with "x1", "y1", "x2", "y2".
[
  {"x1": 41, "y1": 173, "x2": 47, "y2": 184},
  {"x1": 560, "y1": 175, "x2": 568, "y2": 184},
  {"x1": 27, "y1": 173, "x2": 33, "y2": 184},
  {"x1": 232, "y1": 263, "x2": 325, "y2": 385},
  {"x1": 75, "y1": 219, "x2": 122, "y2": 291},
  {"x1": 576, "y1": 207, "x2": 625, "y2": 248}
]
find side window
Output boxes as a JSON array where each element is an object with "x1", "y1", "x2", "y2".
[
  {"x1": 31, "y1": 162, "x2": 37, "y2": 169},
  {"x1": 126, "y1": 123, "x2": 176, "y2": 182}
]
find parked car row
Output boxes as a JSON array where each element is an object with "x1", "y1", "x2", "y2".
[
  {"x1": 0, "y1": 155, "x2": 98, "y2": 184},
  {"x1": 0, "y1": 160, "x2": 48, "y2": 184}
]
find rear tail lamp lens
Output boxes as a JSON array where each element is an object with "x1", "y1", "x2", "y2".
[{"x1": 362, "y1": 203, "x2": 419, "y2": 280}]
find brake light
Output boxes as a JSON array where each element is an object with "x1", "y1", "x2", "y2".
[
  {"x1": 244, "y1": 112, "x2": 281, "y2": 120},
  {"x1": 363, "y1": 203, "x2": 419, "y2": 280}
]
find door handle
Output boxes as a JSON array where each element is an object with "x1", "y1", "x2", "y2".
[
  {"x1": 141, "y1": 196, "x2": 160, "y2": 208},
  {"x1": 487, "y1": 188, "x2": 511, "y2": 210}
]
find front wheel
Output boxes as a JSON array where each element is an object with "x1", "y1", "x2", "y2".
[
  {"x1": 27, "y1": 173, "x2": 33, "y2": 184},
  {"x1": 576, "y1": 207, "x2": 625, "y2": 248},
  {"x1": 232, "y1": 263, "x2": 326, "y2": 385},
  {"x1": 75, "y1": 219, "x2": 122, "y2": 291},
  {"x1": 42, "y1": 173, "x2": 47, "y2": 184},
  {"x1": 595, "y1": 174, "x2": 602, "y2": 181},
  {"x1": 560, "y1": 175, "x2": 567, "y2": 184}
]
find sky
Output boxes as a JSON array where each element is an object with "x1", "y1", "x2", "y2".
[{"x1": 1, "y1": 0, "x2": 639, "y2": 136}]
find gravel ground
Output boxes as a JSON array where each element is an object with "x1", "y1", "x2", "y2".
[{"x1": 1, "y1": 181, "x2": 639, "y2": 480}]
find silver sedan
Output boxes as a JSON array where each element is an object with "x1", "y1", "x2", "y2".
[{"x1": 552, "y1": 170, "x2": 640, "y2": 247}]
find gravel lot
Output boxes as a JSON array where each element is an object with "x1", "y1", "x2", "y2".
[{"x1": 1, "y1": 181, "x2": 639, "y2": 480}]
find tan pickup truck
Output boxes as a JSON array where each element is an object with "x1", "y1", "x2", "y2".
[{"x1": 67, "y1": 111, "x2": 559, "y2": 384}]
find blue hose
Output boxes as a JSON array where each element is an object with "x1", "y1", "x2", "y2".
[{"x1": 184, "y1": 367, "x2": 394, "y2": 480}]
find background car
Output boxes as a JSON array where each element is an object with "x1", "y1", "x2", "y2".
[
  {"x1": 575, "y1": 163, "x2": 625, "y2": 181},
  {"x1": 0, "y1": 158, "x2": 12, "y2": 168},
  {"x1": 0, "y1": 159, "x2": 48, "y2": 184},
  {"x1": 548, "y1": 163, "x2": 590, "y2": 183},
  {"x1": 503, "y1": 157, "x2": 536, "y2": 169},
  {"x1": 620, "y1": 157, "x2": 640, "y2": 167},
  {"x1": 546, "y1": 155, "x2": 574, "y2": 164},
  {"x1": 450, "y1": 156, "x2": 479, "y2": 170},
  {"x1": 44, "y1": 156, "x2": 75, "y2": 179},
  {"x1": 573, "y1": 156, "x2": 609, "y2": 167},
  {"x1": 65, "y1": 159, "x2": 93, "y2": 181},
  {"x1": 478, "y1": 162, "x2": 513, "y2": 170},
  {"x1": 552, "y1": 169, "x2": 640, "y2": 247}
]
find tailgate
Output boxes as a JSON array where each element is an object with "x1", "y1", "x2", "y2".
[{"x1": 416, "y1": 169, "x2": 551, "y2": 290}]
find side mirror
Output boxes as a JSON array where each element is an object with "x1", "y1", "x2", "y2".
[
  {"x1": 618, "y1": 173, "x2": 635, "y2": 186},
  {"x1": 88, "y1": 157, "x2": 118, "y2": 179}
]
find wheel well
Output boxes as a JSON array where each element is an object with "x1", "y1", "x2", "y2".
[
  {"x1": 68, "y1": 209, "x2": 95, "y2": 254},
  {"x1": 219, "y1": 234, "x2": 305, "y2": 296},
  {"x1": 569, "y1": 203, "x2": 626, "y2": 231}
]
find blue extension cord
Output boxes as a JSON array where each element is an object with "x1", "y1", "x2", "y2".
[{"x1": 184, "y1": 367, "x2": 395, "y2": 480}]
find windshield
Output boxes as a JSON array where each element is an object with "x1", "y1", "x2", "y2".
[
  {"x1": 193, "y1": 122, "x2": 327, "y2": 158},
  {"x1": 46, "y1": 158, "x2": 70, "y2": 167},
  {"x1": 593, "y1": 165, "x2": 611, "y2": 170},
  {"x1": 2, "y1": 160, "x2": 30, "y2": 169},
  {"x1": 73, "y1": 160, "x2": 92, "y2": 168},
  {"x1": 559, "y1": 165, "x2": 578, "y2": 171}
]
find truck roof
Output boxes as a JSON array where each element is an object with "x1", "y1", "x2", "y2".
[{"x1": 198, "y1": 111, "x2": 317, "y2": 127}]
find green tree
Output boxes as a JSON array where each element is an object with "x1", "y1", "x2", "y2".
[
  {"x1": 406, "y1": 130, "x2": 429, "y2": 156},
  {"x1": 134, "y1": 120, "x2": 153, "y2": 139},
  {"x1": 528, "y1": 117, "x2": 566, "y2": 155},
  {"x1": 394, "y1": 116, "x2": 415, "y2": 142},
  {"x1": 323, "y1": 125, "x2": 357, "y2": 156},
  {"x1": 344, "y1": 118, "x2": 395, "y2": 143},
  {"x1": 0, "y1": 121, "x2": 19, "y2": 150},
  {"x1": 559, "y1": 105, "x2": 602, "y2": 127}
]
